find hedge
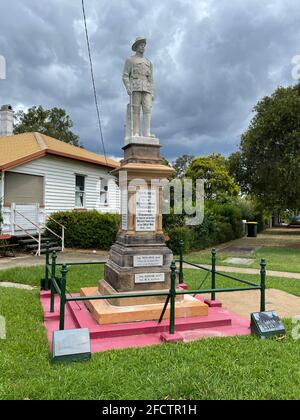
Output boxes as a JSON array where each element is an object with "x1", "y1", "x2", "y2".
[
  {"x1": 47, "y1": 203, "x2": 244, "y2": 253},
  {"x1": 47, "y1": 211, "x2": 120, "y2": 250},
  {"x1": 164, "y1": 203, "x2": 244, "y2": 253}
]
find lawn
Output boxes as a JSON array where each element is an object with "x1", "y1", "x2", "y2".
[
  {"x1": 185, "y1": 246, "x2": 300, "y2": 274},
  {"x1": 1, "y1": 264, "x2": 300, "y2": 400}
]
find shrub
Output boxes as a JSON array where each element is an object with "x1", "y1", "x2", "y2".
[
  {"x1": 166, "y1": 202, "x2": 244, "y2": 253},
  {"x1": 166, "y1": 226, "x2": 194, "y2": 254},
  {"x1": 47, "y1": 211, "x2": 120, "y2": 250}
]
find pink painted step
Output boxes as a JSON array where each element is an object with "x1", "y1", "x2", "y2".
[
  {"x1": 66, "y1": 298, "x2": 232, "y2": 340},
  {"x1": 40, "y1": 291, "x2": 251, "y2": 354}
]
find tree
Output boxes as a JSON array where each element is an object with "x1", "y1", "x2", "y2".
[
  {"x1": 186, "y1": 154, "x2": 239, "y2": 200},
  {"x1": 227, "y1": 151, "x2": 245, "y2": 185},
  {"x1": 14, "y1": 106, "x2": 81, "y2": 147},
  {"x1": 173, "y1": 154, "x2": 195, "y2": 178},
  {"x1": 238, "y1": 82, "x2": 300, "y2": 212}
]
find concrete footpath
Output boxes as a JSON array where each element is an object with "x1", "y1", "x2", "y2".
[
  {"x1": 1, "y1": 251, "x2": 300, "y2": 280},
  {"x1": 0, "y1": 251, "x2": 108, "y2": 270},
  {"x1": 183, "y1": 263, "x2": 300, "y2": 280}
]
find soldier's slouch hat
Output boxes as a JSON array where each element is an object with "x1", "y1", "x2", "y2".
[{"x1": 132, "y1": 37, "x2": 147, "y2": 51}]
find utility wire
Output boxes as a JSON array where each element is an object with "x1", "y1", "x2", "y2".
[{"x1": 81, "y1": 0, "x2": 108, "y2": 164}]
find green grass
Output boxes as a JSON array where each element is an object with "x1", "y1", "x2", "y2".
[
  {"x1": 1, "y1": 264, "x2": 300, "y2": 400},
  {"x1": 0, "y1": 264, "x2": 105, "y2": 292},
  {"x1": 185, "y1": 246, "x2": 300, "y2": 273},
  {"x1": 1, "y1": 263, "x2": 300, "y2": 297}
]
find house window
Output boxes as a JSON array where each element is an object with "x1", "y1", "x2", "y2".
[
  {"x1": 75, "y1": 175, "x2": 85, "y2": 208},
  {"x1": 4, "y1": 172, "x2": 44, "y2": 205},
  {"x1": 100, "y1": 178, "x2": 109, "y2": 205}
]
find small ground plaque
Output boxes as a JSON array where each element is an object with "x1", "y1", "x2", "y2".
[
  {"x1": 52, "y1": 328, "x2": 91, "y2": 363},
  {"x1": 135, "y1": 273, "x2": 165, "y2": 284},
  {"x1": 251, "y1": 311, "x2": 286, "y2": 339},
  {"x1": 133, "y1": 255, "x2": 163, "y2": 267}
]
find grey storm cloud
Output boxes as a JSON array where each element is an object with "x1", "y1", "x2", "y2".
[{"x1": 1, "y1": 0, "x2": 300, "y2": 161}]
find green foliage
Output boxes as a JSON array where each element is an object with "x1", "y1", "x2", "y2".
[
  {"x1": 238, "y1": 82, "x2": 300, "y2": 212},
  {"x1": 172, "y1": 154, "x2": 195, "y2": 178},
  {"x1": 186, "y1": 154, "x2": 239, "y2": 200},
  {"x1": 165, "y1": 202, "x2": 244, "y2": 253},
  {"x1": 14, "y1": 105, "x2": 81, "y2": 147},
  {"x1": 47, "y1": 211, "x2": 120, "y2": 249},
  {"x1": 166, "y1": 226, "x2": 194, "y2": 254}
]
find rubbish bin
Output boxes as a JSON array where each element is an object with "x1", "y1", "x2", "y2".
[{"x1": 247, "y1": 222, "x2": 258, "y2": 238}]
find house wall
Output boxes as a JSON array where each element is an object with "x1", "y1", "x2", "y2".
[{"x1": 0, "y1": 156, "x2": 120, "y2": 234}]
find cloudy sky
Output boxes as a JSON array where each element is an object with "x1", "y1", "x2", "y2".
[{"x1": 0, "y1": 0, "x2": 300, "y2": 161}]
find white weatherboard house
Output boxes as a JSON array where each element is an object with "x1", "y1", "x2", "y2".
[{"x1": 0, "y1": 105, "x2": 120, "y2": 254}]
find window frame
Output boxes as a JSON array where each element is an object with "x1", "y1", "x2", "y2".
[{"x1": 75, "y1": 174, "x2": 86, "y2": 209}]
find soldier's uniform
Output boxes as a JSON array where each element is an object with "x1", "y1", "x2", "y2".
[{"x1": 122, "y1": 42, "x2": 155, "y2": 138}]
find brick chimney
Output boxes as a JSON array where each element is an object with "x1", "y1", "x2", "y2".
[{"x1": 0, "y1": 105, "x2": 14, "y2": 136}]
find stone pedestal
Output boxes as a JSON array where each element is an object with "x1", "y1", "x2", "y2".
[{"x1": 81, "y1": 136, "x2": 208, "y2": 323}]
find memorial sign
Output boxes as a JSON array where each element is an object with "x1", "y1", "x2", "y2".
[
  {"x1": 135, "y1": 273, "x2": 165, "y2": 284},
  {"x1": 133, "y1": 255, "x2": 163, "y2": 267},
  {"x1": 136, "y1": 189, "x2": 156, "y2": 231},
  {"x1": 251, "y1": 311, "x2": 286, "y2": 339},
  {"x1": 52, "y1": 328, "x2": 91, "y2": 363}
]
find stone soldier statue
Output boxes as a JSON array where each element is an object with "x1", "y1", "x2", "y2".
[{"x1": 123, "y1": 37, "x2": 155, "y2": 139}]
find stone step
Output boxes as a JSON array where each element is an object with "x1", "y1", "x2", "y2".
[{"x1": 25, "y1": 241, "x2": 58, "y2": 250}]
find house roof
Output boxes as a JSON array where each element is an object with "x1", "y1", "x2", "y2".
[{"x1": 0, "y1": 132, "x2": 119, "y2": 171}]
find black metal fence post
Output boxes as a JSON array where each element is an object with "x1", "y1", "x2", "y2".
[
  {"x1": 211, "y1": 248, "x2": 217, "y2": 301},
  {"x1": 50, "y1": 251, "x2": 57, "y2": 313},
  {"x1": 59, "y1": 264, "x2": 68, "y2": 331},
  {"x1": 169, "y1": 261, "x2": 177, "y2": 335},
  {"x1": 260, "y1": 259, "x2": 266, "y2": 312},
  {"x1": 179, "y1": 240, "x2": 184, "y2": 284}
]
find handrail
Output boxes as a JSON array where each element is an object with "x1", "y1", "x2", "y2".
[
  {"x1": 43, "y1": 242, "x2": 267, "y2": 333},
  {"x1": 175, "y1": 259, "x2": 212, "y2": 273},
  {"x1": 45, "y1": 215, "x2": 65, "y2": 252},
  {"x1": 14, "y1": 209, "x2": 40, "y2": 230},
  {"x1": 43, "y1": 225, "x2": 62, "y2": 241},
  {"x1": 14, "y1": 208, "x2": 64, "y2": 256},
  {"x1": 14, "y1": 223, "x2": 39, "y2": 243},
  {"x1": 180, "y1": 259, "x2": 259, "y2": 288},
  {"x1": 48, "y1": 215, "x2": 66, "y2": 230},
  {"x1": 14, "y1": 223, "x2": 41, "y2": 256}
]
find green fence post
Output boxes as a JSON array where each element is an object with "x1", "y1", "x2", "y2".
[
  {"x1": 260, "y1": 259, "x2": 266, "y2": 312},
  {"x1": 169, "y1": 261, "x2": 177, "y2": 335},
  {"x1": 179, "y1": 240, "x2": 184, "y2": 284},
  {"x1": 59, "y1": 264, "x2": 68, "y2": 331},
  {"x1": 44, "y1": 241, "x2": 50, "y2": 290},
  {"x1": 211, "y1": 248, "x2": 217, "y2": 301},
  {"x1": 50, "y1": 251, "x2": 57, "y2": 313}
]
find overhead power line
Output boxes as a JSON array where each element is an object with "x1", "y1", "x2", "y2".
[{"x1": 81, "y1": 0, "x2": 108, "y2": 164}]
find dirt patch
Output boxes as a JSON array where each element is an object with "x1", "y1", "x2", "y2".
[{"x1": 285, "y1": 243, "x2": 300, "y2": 249}]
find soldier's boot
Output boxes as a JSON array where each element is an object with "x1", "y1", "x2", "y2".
[{"x1": 144, "y1": 112, "x2": 155, "y2": 138}]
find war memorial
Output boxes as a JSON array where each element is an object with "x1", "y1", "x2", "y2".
[{"x1": 80, "y1": 37, "x2": 208, "y2": 324}]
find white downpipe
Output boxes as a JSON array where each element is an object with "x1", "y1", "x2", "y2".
[
  {"x1": 37, "y1": 230, "x2": 41, "y2": 257},
  {"x1": 62, "y1": 227, "x2": 65, "y2": 252}
]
